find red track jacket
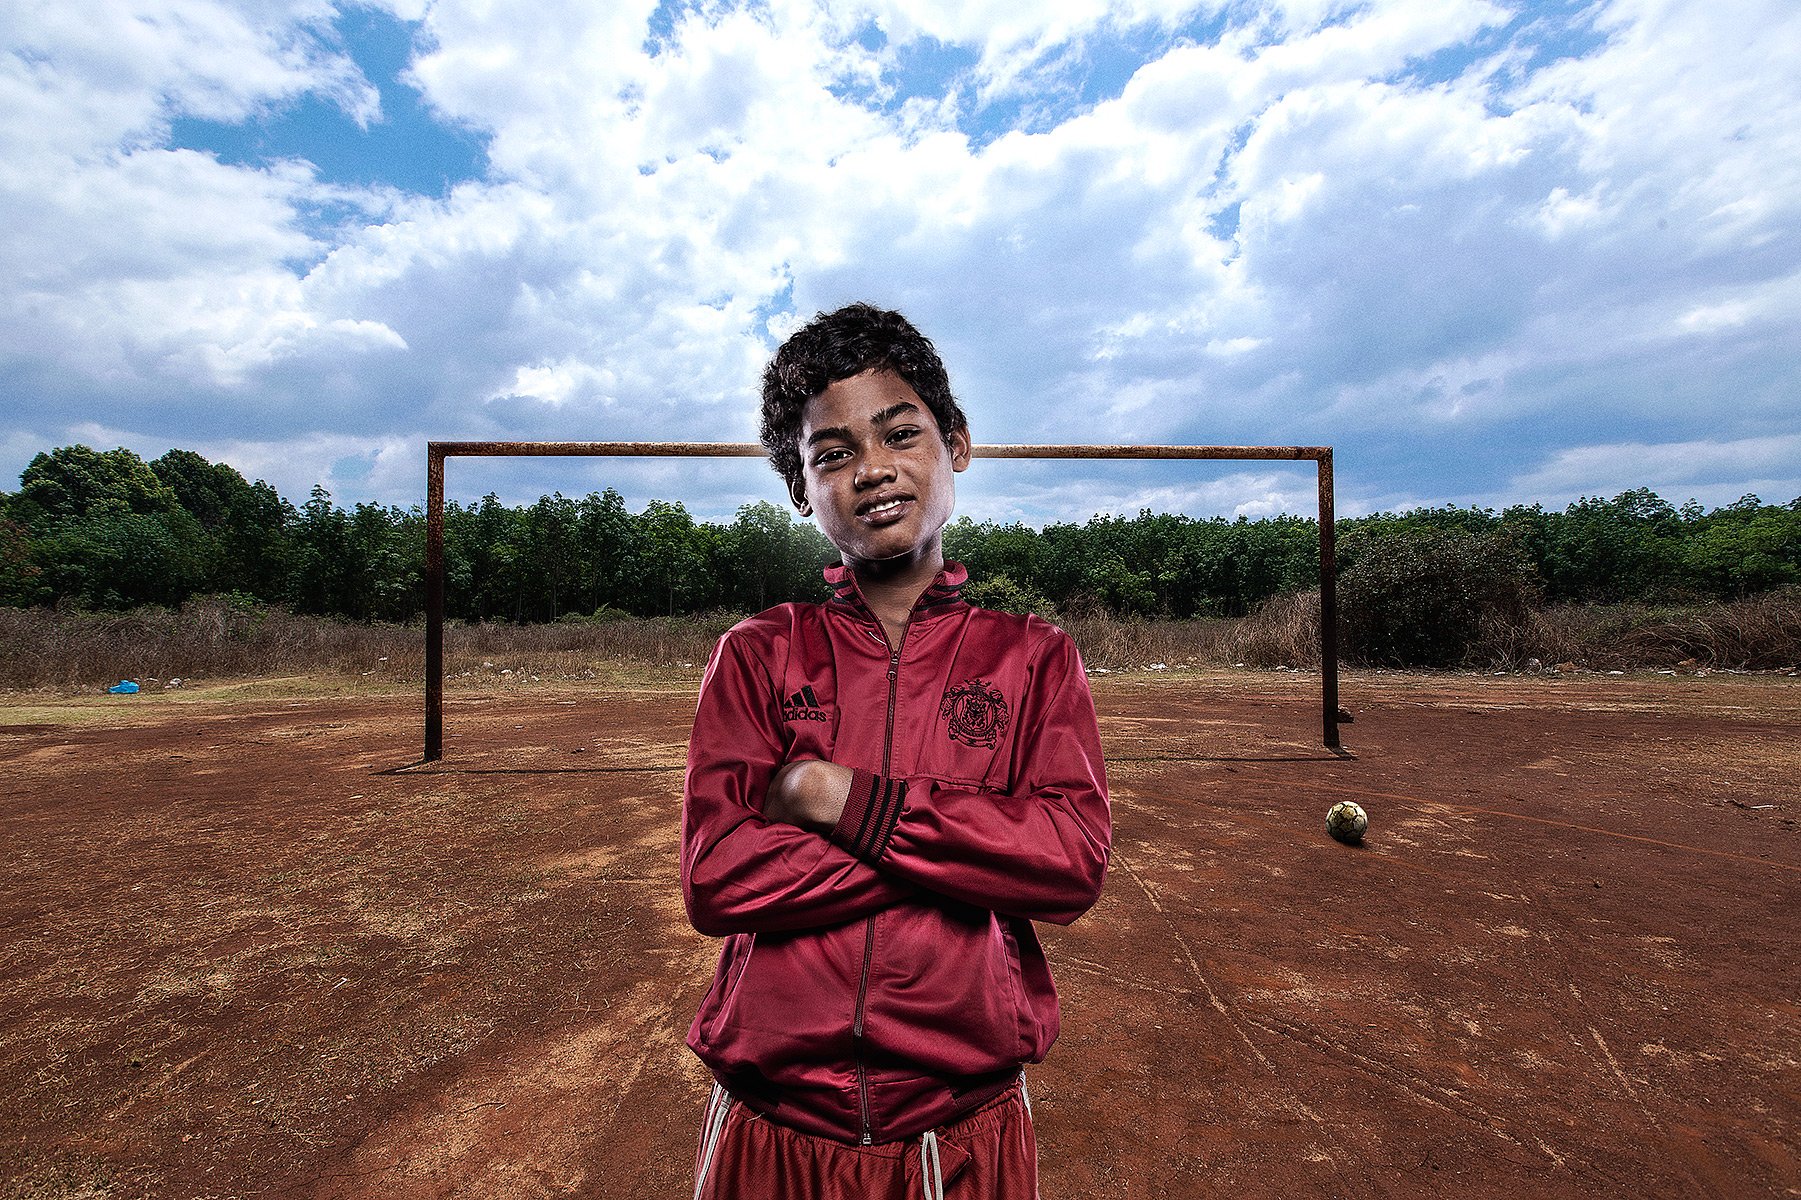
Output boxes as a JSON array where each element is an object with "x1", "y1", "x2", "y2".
[{"x1": 682, "y1": 563, "x2": 1111, "y2": 1145}]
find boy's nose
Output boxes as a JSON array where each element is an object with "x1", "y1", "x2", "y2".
[{"x1": 855, "y1": 450, "x2": 897, "y2": 487}]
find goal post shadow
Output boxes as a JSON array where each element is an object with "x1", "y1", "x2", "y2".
[{"x1": 422, "y1": 441, "x2": 1343, "y2": 762}]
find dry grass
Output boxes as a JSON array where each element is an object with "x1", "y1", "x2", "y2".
[
  {"x1": 4, "y1": 589, "x2": 1796, "y2": 691},
  {"x1": 0, "y1": 1152, "x2": 117, "y2": 1200},
  {"x1": 437, "y1": 614, "x2": 738, "y2": 684},
  {"x1": 1, "y1": 601, "x2": 1255, "y2": 690},
  {"x1": 1059, "y1": 614, "x2": 1236, "y2": 670},
  {"x1": 1223, "y1": 590, "x2": 1323, "y2": 668},
  {"x1": 1059, "y1": 591, "x2": 1323, "y2": 671},
  {"x1": 1481, "y1": 591, "x2": 1801, "y2": 671},
  {"x1": 0, "y1": 602, "x2": 404, "y2": 689},
  {"x1": 1126, "y1": 589, "x2": 1801, "y2": 673},
  {"x1": 1066, "y1": 588, "x2": 1801, "y2": 673},
  {"x1": 0, "y1": 601, "x2": 738, "y2": 691}
]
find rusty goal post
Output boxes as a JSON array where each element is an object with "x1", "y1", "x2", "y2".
[{"x1": 424, "y1": 442, "x2": 1340, "y2": 762}]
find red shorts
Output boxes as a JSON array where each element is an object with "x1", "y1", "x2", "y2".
[{"x1": 693, "y1": 1076, "x2": 1040, "y2": 1199}]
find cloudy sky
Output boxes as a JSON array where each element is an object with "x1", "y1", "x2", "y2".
[{"x1": 3, "y1": 0, "x2": 1797, "y2": 524}]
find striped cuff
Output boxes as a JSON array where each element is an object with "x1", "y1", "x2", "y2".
[{"x1": 831, "y1": 768, "x2": 906, "y2": 863}]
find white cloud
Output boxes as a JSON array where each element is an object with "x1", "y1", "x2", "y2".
[
  {"x1": 841, "y1": 0, "x2": 1213, "y2": 97},
  {"x1": 1, "y1": 0, "x2": 373, "y2": 150},
  {"x1": 494, "y1": 359, "x2": 617, "y2": 409},
  {"x1": 2, "y1": 0, "x2": 1799, "y2": 525},
  {"x1": 0, "y1": 0, "x2": 403, "y2": 421},
  {"x1": 1533, "y1": 185, "x2": 1607, "y2": 239},
  {"x1": 1513, "y1": 434, "x2": 1801, "y2": 505},
  {"x1": 1672, "y1": 269, "x2": 1801, "y2": 337},
  {"x1": 958, "y1": 462, "x2": 1322, "y2": 524}
]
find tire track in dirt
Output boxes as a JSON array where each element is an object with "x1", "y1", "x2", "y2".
[
  {"x1": 308, "y1": 977, "x2": 706, "y2": 1199},
  {"x1": 1243, "y1": 1010, "x2": 1568, "y2": 1171},
  {"x1": 1116, "y1": 745, "x2": 1783, "y2": 1188},
  {"x1": 1569, "y1": 980, "x2": 1720, "y2": 1200},
  {"x1": 1108, "y1": 847, "x2": 1371, "y2": 1199},
  {"x1": 1056, "y1": 955, "x2": 1197, "y2": 1001},
  {"x1": 1101, "y1": 750, "x2": 1669, "y2": 1194}
]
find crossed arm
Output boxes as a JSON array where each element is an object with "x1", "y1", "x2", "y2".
[
  {"x1": 680, "y1": 628, "x2": 1111, "y2": 938},
  {"x1": 763, "y1": 759, "x2": 855, "y2": 831},
  {"x1": 679, "y1": 634, "x2": 916, "y2": 936}
]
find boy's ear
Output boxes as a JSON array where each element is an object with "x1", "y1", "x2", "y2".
[
  {"x1": 950, "y1": 425, "x2": 972, "y2": 473},
  {"x1": 789, "y1": 477, "x2": 812, "y2": 517}
]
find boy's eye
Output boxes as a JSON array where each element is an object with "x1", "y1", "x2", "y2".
[
  {"x1": 814, "y1": 447, "x2": 850, "y2": 467},
  {"x1": 888, "y1": 427, "x2": 920, "y2": 444}
]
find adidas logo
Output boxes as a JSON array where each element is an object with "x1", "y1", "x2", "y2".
[{"x1": 782, "y1": 684, "x2": 828, "y2": 723}]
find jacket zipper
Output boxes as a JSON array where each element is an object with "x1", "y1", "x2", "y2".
[
  {"x1": 853, "y1": 920, "x2": 876, "y2": 1144},
  {"x1": 882, "y1": 624, "x2": 907, "y2": 770},
  {"x1": 855, "y1": 612, "x2": 912, "y2": 1145}
]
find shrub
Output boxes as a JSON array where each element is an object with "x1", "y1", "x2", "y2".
[
  {"x1": 964, "y1": 572, "x2": 1057, "y2": 617},
  {"x1": 1339, "y1": 527, "x2": 1540, "y2": 667}
]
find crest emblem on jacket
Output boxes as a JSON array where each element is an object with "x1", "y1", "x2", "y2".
[{"x1": 939, "y1": 678, "x2": 1010, "y2": 748}]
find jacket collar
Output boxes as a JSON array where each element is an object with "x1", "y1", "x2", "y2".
[{"x1": 824, "y1": 560, "x2": 969, "y2": 626}]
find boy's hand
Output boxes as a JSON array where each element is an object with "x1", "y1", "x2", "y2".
[{"x1": 764, "y1": 759, "x2": 854, "y2": 832}]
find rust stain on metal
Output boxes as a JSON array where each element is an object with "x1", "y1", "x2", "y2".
[
  {"x1": 425, "y1": 446, "x2": 446, "y2": 763},
  {"x1": 433, "y1": 441, "x2": 765, "y2": 458},
  {"x1": 430, "y1": 441, "x2": 1329, "y2": 461},
  {"x1": 422, "y1": 441, "x2": 1341, "y2": 761},
  {"x1": 1316, "y1": 448, "x2": 1342, "y2": 752}
]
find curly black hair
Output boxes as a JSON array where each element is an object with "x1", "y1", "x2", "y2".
[{"x1": 760, "y1": 303, "x2": 968, "y2": 493}]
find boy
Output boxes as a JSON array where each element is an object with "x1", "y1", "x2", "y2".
[{"x1": 681, "y1": 303, "x2": 1111, "y2": 1198}]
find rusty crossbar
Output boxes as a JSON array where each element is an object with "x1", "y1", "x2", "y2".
[{"x1": 424, "y1": 441, "x2": 1340, "y2": 761}]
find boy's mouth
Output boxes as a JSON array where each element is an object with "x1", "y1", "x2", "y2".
[{"x1": 856, "y1": 494, "x2": 914, "y2": 524}]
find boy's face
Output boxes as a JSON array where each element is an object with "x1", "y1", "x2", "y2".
[{"x1": 790, "y1": 369, "x2": 970, "y2": 572}]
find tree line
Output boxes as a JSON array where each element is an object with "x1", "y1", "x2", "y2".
[{"x1": 3, "y1": 444, "x2": 1797, "y2": 623}]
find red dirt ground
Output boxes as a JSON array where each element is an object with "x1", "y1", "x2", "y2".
[{"x1": 1, "y1": 669, "x2": 1797, "y2": 1199}]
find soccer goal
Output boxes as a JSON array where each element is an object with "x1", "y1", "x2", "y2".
[{"x1": 421, "y1": 441, "x2": 1342, "y2": 762}]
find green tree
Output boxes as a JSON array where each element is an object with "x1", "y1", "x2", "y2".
[
  {"x1": 149, "y1": 449, "x2": 292, "y2": 599},
  {"x1": 0, "y1": 516, "x2": 38, "y2": 605},
  {"x1": 11, "y1": 445, "x2": 182, "y2": 525},
  {"x1": 345, "y1": 502, "x2": 416, "y2": 621},
  {"x1": 444, "y1": 493, "x2": 525, "y2": 620},
  {"x1": 32, "y1": 511, "x2": 211, "y2": 608},
  {"x1": 576, "y1": 489, "x2": 635, "y2": 614},
  {"x1": 633, "y1": 499, "x2": 702, "y2": 615},
  {"x1": 287, "y1": 486, "x2": 352, "y2": 615},
  {"x1": 729, "y1": 501, "x2": 800, "y2": 612},
  {"x1": 7, "y1": 446, "x2": 209, "y2": 608},
  {"x1": 1680, "y1": 495, "x2": 1801, "y2": 598},
  {"x1": 519, "y1": 493, "x2": 582, "y2": 620},
  {"x1": 964, "y1": 571, "x2": 1055, "y2": 616},
  {"x1": 1537, "y1": 489, "x2": 1682, "y2": 602}
]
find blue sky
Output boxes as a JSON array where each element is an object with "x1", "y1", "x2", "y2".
[
  {"x1": 168, "y1": 7, "x2": 485, "y2": 200},
  {"x1": 3, "y1": 0, "x2": 1798, "y2": 524}
]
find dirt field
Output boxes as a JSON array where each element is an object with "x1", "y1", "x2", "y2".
[{"x1": 2, "y1": 668, "x2": 1797, "y2": 1199}]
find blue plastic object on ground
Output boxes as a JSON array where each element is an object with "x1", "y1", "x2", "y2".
[{"x1": 106, "y1": 680, "x2": 139, "y2": 694}]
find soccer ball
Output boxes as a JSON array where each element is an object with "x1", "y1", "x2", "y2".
[{"x1": 1326, "y1": 801, "x2": 1368, "y2": 844}]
